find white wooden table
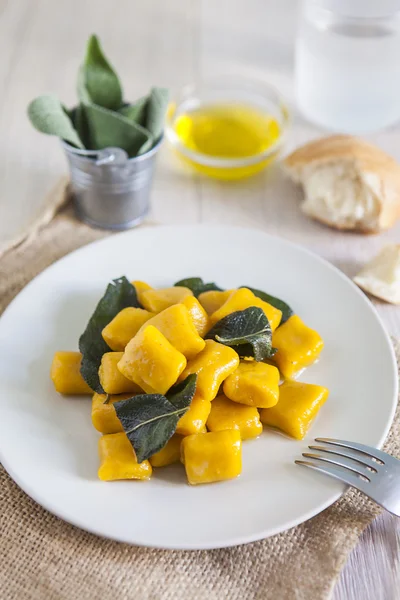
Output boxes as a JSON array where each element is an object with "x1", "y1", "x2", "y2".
[{"x1": 0, "y1": 1, "x2": 399, "y2": 597}]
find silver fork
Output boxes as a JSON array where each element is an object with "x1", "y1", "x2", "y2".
[{"x1": 295, "y1": 438, "x2": 400, "y2": 517}]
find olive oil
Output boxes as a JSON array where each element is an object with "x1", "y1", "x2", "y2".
[{"x1": 173, "y1": 103, "x2": 281, "y2": 180}]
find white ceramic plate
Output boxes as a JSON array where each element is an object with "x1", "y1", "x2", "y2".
[{"x1": 0, "y1": 226, "x2": 397, "y2": 550}]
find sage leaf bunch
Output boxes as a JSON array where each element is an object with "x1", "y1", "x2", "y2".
[{"x1": 28, "y1": 34, "x2": 169, "y2": 158}]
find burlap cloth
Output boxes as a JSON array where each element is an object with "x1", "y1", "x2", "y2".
[{"x1": 0, "y1": 180, "x2": 399, "y2": 600}]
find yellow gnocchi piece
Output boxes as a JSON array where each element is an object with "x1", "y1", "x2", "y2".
[
  {"x1": 180, "y1": 339, "x2": 239, "y2": 402},
  {"x1": 102, "y1": 307, "x2": 154, "y2": 351},
  {"x1": 50, "y1": 351, "x2": 93, "y2": 395},
  {"x1": 131, "y1": 280, "x2": 153, "y2": 306},
  {"x1": 149, "y1": 434, "x2": 183, "y2": 467},
  {"x1": 139, "y1": 304, "x2": 205, "y2": 360},
  {"x1": 182, "y1": 296, "x2": 209, "y2": 338},
  {"x1": 98, "y1": 432, "x2": 152, "y2": 481},
  {"x1": 259, "y1": 380, "x2": 329, "y2": 440},
  {"x1": 118, "y1": 325, "x2": 187, "y2": 395},
  {"x1": 207, "y1": 394, "x2": 262, "y2": 440},
  {"x1": 223, "y1": 361, "x2": 280, "y2": 408},
  {"x1": 175, "y1": 393, "x2": 212, "y2": 436},
  {"x1": 272, "y1": 315, "x2": 324, "y2": 379},
  {"x1": 140, "y1": 286, "x2": 193, "y2": 313},
  {"x1": 209, "y1": 288, "x2": 282, "y2": 331},
  {"x1": 181, "y1": 430, "x2": 242, "y2": 485},
  {"x1": 91, "y1": 392, "x2": 134, "y2": 434},
  {"x1": 198, "y1": 289, "x2": 233, "y2": 315},
  {"x1": 99, "y1": 352, "x2": 142, "y2": 395}
]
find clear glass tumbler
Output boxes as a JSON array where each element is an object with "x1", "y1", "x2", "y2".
[{"x1": 295, "y1": 0, "x2": 400, "y2": 133}]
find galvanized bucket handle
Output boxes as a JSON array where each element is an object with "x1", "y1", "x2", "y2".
[{"x1": 64, "y1": 146, "x2": 130, "y2": 166}]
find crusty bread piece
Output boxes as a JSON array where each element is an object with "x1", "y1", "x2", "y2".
[
  {"x1": 354, "y1": 244, "x2": 400, "y2": 305},
  {"x1": 283, "y1": 135, "x2": 400, "y2": 233}
]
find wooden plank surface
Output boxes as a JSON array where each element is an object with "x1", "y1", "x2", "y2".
[{"x1": 0, "y1": 1, "x2": 399, "y2": 598}]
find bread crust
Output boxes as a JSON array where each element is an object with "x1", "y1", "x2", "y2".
[{"x1": 283, "y1": 135, "x2": 400, "y2": 233}]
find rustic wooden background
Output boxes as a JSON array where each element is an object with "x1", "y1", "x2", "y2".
[{"x1": 0, "y1": 1, "x2": 399, "y2": 597}]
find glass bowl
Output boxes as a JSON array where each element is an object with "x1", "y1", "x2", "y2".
[{"x1": 166, "y1": 76, "x2": 289, "y2": 180}]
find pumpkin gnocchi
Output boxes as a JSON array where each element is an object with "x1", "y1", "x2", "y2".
[
  {"x1": 51, "y1": 351, "x2": 93, "y2": 395},
  {"x1": 51, "y1": 276, "x2": 328, "y2": 485}
]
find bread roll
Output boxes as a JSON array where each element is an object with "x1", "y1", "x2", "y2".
[
  {"x1": 283, "y1": 135, "x2": 400, "y2": 233},
  {"x1": 354, "y1": 245, "x2": 400, "y2": 304}
]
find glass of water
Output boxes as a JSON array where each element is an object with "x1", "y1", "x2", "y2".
[{"x1": 295, "y1": 0, "x2": 400, "y2": 133}]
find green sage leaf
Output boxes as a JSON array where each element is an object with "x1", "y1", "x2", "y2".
[
  {"x1": 166, "y1": 373, "x2": 197, "y2": 408},
  {"x1": 206, "y1": 307, "x2": 276, "y2": 361},
  {"x1": 145, "y1": 87, "x2": 169, "y2": 140},
  {"x1": 119, "y1": 97, "x2": 147, "y2": 125},
  {"x1": 76, "y1": 65, "x2": 92, "y2": 105},
  {"x1": 174, "y1": 277, "x2": 223, "y2": 297},
  {"x1": 114, "y1": 375, "x2": 197, "y2": 462},
  {"x1": 242, "y1": 286, "x2": 294, "y2": 325},
  {"x1": 82, "y1": 103, "x2": 153, "y2": 156},
  {"x1": 78, "y1": 34, "x2": 123, "y2": 110},
  {"x1": 79, "y1": 276, "x2": 140, "y2": 393},
  {"x1": 137, "y1": 137, "x2": 154, "y2": 155},
  {"x1": 27, "y1": 95, "x2": 84, "y2": 148},
  {"x1": 119, "y1": 89, "x2": 168, "y2": 152},
  {"x1": 70, "y1": 104, "x2": 91, "y2": 148}
]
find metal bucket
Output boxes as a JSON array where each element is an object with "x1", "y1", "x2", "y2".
[{"x1": 62, "y1": 139, "x2": 162, "y2": 230}]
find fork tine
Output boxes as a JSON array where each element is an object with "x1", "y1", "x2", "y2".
[
  {"x1": 295, "y1": 459, "x2": 371, "y2": 493},
  {"x1": 302, "y1": 453, "x2": 371, "y2": 480},
  {"x1": 308, "y1": 445, "x2": 378, "y2": 472},
  {"x1": 314, "y1": 438, "x2": 394, "y2": 466}
]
